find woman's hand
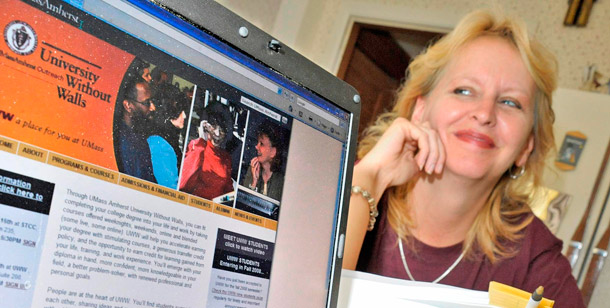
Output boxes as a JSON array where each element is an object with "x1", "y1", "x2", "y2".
[
  {"x1": 249, "y1": 157, "x2": 260, "y2": 188},
  {"x1": 356, "y1": 118, "x2": 446, "y2": 200},
  {"x1": 198, "y1": 120, "x2": 211, "y2": 140}
]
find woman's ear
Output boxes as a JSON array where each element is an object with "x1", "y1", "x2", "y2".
[
  {"x1": 515, "y1": 133, "x2": 535, "y2": 167},
  {"x1": 412, "y1": 96, "x2": 426, "y2": 124}
]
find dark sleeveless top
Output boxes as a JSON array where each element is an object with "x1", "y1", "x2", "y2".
[{"x1": 356, "y1": 197, "x2": 584, "y2": 308}]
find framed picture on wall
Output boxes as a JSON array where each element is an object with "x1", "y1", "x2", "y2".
[{"x1": 556, "y1": 131, "x2": 587, "y2": 170}]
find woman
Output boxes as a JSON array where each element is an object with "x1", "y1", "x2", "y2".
[
  {"x1": 147, "y1": 83, "x2": 188, "y2": 189},
  {"x1": 344, "y1": 10, "x2": 584, "y2": 307},
  {"x1": 244, "y1": 121, "x2": 284, "y2": 201},
  {"x1": 179, "y1": 102, "x2": 234, "y2": 200}
]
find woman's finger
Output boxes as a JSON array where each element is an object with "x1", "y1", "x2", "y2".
[
  {"x1": 434, "y1": 131, "x2": 446, "y2": 174},
  {"x1": 403, "y1": 123, "x2": 429, "y2": 171},
  {"x1": 419, "y1": 123, "x2": 438, "y2": 174}
]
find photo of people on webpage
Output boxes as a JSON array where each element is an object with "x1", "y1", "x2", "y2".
[
  {"x1": 112, "y1": 58, "x2": 194, "y2": 189},
  {"x1": 179, "y1": 90, "x2": 247, "y2": 203},
  {"x1": 235, "y1": 112, "x2": 290, "y2": 220},
  {"x1": 242, "y1": 120, "x2": 286, "y2": 201}
]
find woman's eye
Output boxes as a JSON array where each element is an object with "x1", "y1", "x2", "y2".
[
  {"x1": 500, "y1": 99, "x2": 522, "y2": 109},
  {"x1": 453, "y1": 88, "x2": 471, "y2": 96}
]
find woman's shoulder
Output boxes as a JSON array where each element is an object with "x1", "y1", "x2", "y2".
[
  {"x1": 513, "y1": 215, "x2": 584, "y2": 307},
  {"x1": 147, "y1": 134, "x2": 164, "y2": 143},
  {"x1": 272, "y1": 171, "x2": 284, "y2": 181},
  {"x1": 487, "y1": 214, "x2": 565, "y2": 285},
  {"x1": 148, "y1": 134, "x2": 170, "y2": 142},
  {"x1": 147, "y1": 135, "x2": 172, "y2": 151},
  {"x1": 186, "y1": 137, "x2": 206, "y2": 150},
  {"x1": 520, "y1": 215, "x2": 563, "y2": 256}
]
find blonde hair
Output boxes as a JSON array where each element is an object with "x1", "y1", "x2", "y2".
[{"x1": 358, "y1": 10, "x2": 557, "y2": 263}]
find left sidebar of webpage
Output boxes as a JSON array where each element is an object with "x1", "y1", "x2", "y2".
[
  {"x1": 0, "y1": 166, "x2": 54, "y2": 308},
  {"x1": 0, "y1": 151, "x2": 234, "y2": 308}
]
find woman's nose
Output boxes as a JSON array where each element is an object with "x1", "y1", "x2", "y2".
[{"x1": 471, "y1": 97, "x2": 496, "y2": 126}]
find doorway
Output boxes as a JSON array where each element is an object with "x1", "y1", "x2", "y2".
[{"x1": 337, "y1": 23, "x2": 444, "y2": 139}]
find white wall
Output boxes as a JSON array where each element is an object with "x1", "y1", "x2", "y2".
[
  {"x1": 214, "y1": 0, "x2": 281, "y2": 33},
  {"x1": 217, "y1": 0, "x2": 610, "y2": 91},
  {"x1": 545, "y1": 88, "x2": 610, "y2": 240}
]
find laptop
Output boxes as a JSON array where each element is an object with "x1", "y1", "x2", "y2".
[{"x1": 0, "y1": 0, "x2": 360, "y2": 307}]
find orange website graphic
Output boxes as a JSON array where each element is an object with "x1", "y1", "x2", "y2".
[
  {"x1": 1, "y1": 0, "x2": 133, "y2": 171},
  {"x1": 0, "y1": 0, "x2": 283, "y2": 230}
]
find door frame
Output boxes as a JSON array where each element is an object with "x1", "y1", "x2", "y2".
[{"x1": 328, "y1": 4, "x2": 454, "y2": 75}]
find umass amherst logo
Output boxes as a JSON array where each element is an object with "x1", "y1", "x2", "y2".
[{"x1": 4, "y1": 20, "x2": 38, "y2": 56}]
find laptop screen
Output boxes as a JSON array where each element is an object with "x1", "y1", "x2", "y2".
[{"x1": 0, "y1": 0, "x2": 358, "y2": 307}]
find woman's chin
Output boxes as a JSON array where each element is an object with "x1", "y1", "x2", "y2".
[{"x1": 444, "y1": 161, "x2": 498, "y2": 182}]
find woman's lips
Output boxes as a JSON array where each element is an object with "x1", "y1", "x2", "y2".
[{"x1": 455, "y1": 130, "x2": 495, "y2": 149}]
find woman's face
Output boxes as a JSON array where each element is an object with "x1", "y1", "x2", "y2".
[
  {"x1": 255, "y1": 134, "x2": 276, "y2": 165},
  {"x1": 171, "y1": 110, "x2": 186, "y2": 129},
  {"x1": 200, "y1": 117, "x2": 226, "y2": 147},
  {"x1": 412, "y1": 35, "x2": 536, "y2": 181}
]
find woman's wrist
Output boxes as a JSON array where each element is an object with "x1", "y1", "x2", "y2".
[
  {"x1": 352, "y1": 160, "x2": 387, "y2": 203},
  {"x1": 351, "y1": 185, "x2": 378, "y2": 231}
]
